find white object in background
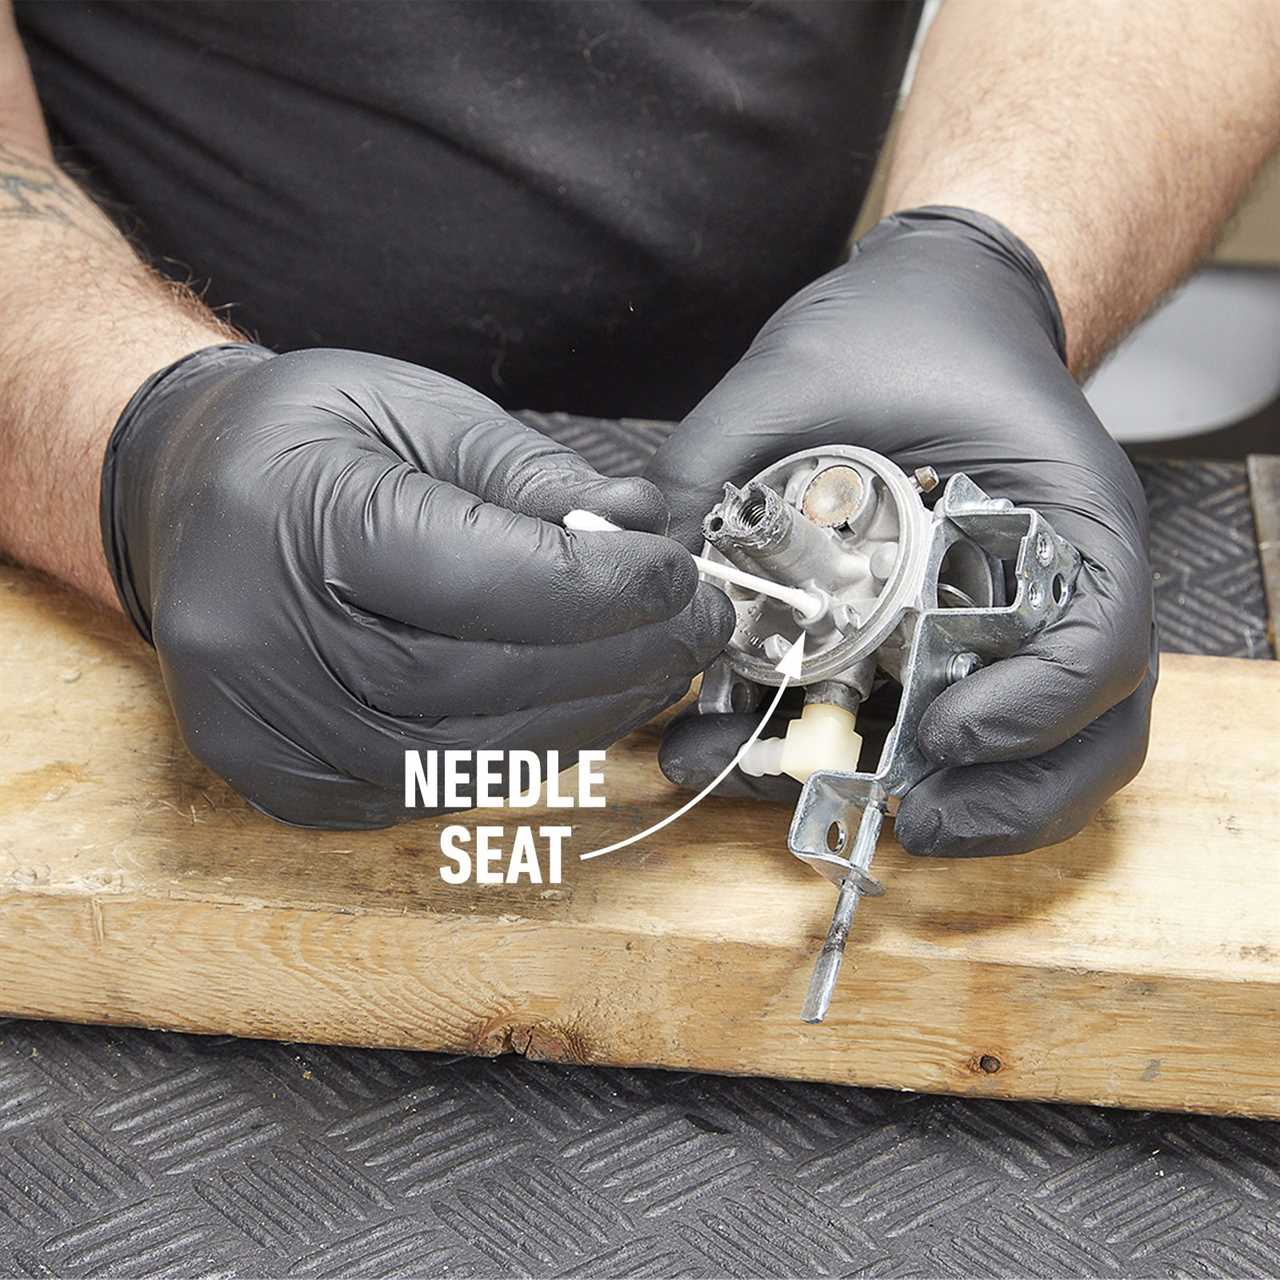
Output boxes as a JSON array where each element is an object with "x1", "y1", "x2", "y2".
[
  {"x1": 562, "y1": 509, "x2": 824, "y2": 620},
  {"x1": 1086, "y1": 267, "x2": 1280, "y2": 443}
]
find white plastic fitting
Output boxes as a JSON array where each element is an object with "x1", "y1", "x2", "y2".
[{"x1": 739, "y1": 702, "x2": 863, "y2": 785}]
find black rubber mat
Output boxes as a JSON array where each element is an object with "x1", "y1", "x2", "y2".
[
  {"x1": 1140, "y1": 459, "x2": 1272, "y2": 659},
  {"x1": 3, "y1": 1021, "x2": 1280, "y2": 1279},
  {"x1": 0, "y1": 434, "x2": 1274, "y2": 1278}
]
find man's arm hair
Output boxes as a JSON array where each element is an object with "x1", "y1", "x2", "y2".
[
  {"x1": 0, "y1": 0, "x2": 240, "y2": 607},
  {"x1": 885, "y1": 0, "x2": 1280, "y2": 376}
]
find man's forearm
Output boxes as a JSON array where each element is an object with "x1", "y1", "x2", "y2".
[
  {"x1": 1, "y1": 0, "x2": 245, "y2": 605},
  {"x1": 0, "y1": 136, "x2": 238, "y2": 607},
  {"x1": 885, "y1": 0, "x2": 1280, "y2": 375}
]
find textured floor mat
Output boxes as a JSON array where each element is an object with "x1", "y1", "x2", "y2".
[
  {"x1": 1140, "y1": 459, "x2": 1271, "y2": 659},
  {"x1": 0, "y1": 439, "x2": 1273, "y2": 1278},
  {"x1": 1, "y1": 1021, "x2": 1278, "y2": 1279}
]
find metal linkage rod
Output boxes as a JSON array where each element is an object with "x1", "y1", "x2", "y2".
[{"x1": 801, "y1": 801, "x2": 885, "y2": 1024}]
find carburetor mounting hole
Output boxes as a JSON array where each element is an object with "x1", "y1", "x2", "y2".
[
  {"x1": 826, "y1": 821, "x2": 848, "y2": 854},
  {"x1": 1052, "y1": 572, "x2": 1069, "y2": 605}
]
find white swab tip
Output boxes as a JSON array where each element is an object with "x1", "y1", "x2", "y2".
[{"x1": 563, "y1": 509, "x2": 621, "y2": 533}]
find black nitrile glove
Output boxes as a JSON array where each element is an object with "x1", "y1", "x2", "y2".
[
  {"x1": 102, "y1": 345, "x2": 733, "y2": 828},
  {"x1": 647, "y1": 207, "x2": 1156, "y2": 858}
]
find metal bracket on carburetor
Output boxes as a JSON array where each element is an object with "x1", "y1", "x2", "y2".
[{"x1": 696, "y1": 446, "x2": 1082, "y2": 1023}]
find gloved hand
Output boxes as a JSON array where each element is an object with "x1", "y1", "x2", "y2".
[
  {"x1": 102, "y1": 345, "x2": 733, "y2": 828},
  {"x1": 646, "y1": 206, "x2": 1156, "y2": 858}
]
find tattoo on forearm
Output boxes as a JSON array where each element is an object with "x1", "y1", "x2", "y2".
[
  {"x1": 0, "y1": 141, "x2": 111, "y2": 242},
  {"x1": 0, "y1": 139, "x2": 236, "y2": 340}
]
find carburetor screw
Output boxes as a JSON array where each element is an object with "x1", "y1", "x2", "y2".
[
  {"x1": 763, "y1": 634, "x2": 790, "y2": 662},
  {"x1": 1035, "y1": 531, "x2": 1054, "y2": 566},
  {"x1": 831, "y1": 601, "x2": 863, "y2": 633},
  {"x1": 911, "y1": 466, "x2": 940, "y2": 494},
  {"x1": 947, "y1": 651, "x2": 982, "y2": 683}
]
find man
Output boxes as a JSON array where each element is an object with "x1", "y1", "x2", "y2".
[{"x1": 1, "y1": 1, "x2": 1276, "y2": 848}]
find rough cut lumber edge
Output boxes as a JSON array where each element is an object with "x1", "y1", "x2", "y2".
[
  {"x1": 1249, "y1": 454, "x2": 1280, "y2": 657},
  {"x1": 1, "y1": 564, "x2": 1278, "y2": 1119}
]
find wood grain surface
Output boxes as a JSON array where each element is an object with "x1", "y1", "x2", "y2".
[
  {"x1": 1250, "y1": 454, "x2": 1280, "y2": 656},
  {"x1": 1, "y1": 562, "x2": 1277, "y2": 1117}
]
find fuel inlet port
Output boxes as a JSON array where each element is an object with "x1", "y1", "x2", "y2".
[{"x1": 740, "y1": 700, "x2": 863, "y2": 786}]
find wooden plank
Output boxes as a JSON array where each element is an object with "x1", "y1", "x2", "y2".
[
  {"x1": 1, "y1": 562, "x2": 1278, "y2": 1118},
  {"x1": 1249, "y1": 454, "x2": 1280, "y2": 657}
]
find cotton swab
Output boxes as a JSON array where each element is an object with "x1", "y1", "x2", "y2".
[{"x1": 563, "y1": 509, "x2": 824, "y2": 621}]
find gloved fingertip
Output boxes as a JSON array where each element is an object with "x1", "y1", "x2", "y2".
[
  {"x1": 915, "y1": 668, "x2": 1015, "y2": 767},
  {"x1": 657, "y1": 710, "x2": 752, "y2": 786},
  {"x1": 914, "y1": 698, "x2": 977, "y2": 768},
  {"x1": 897, "y1": 767, "x2": 1057, "y2": 859},
  {"x1": 691, "y1": 581, "x2": 736, "y2": 661},
  {"x1": 892, "y1": 794, "x2": 947, "y2": 857},
  {"x1": 583, "y1": 474, "x2": 671, "y2": 535},
  {"x1": 657, "y1": 736, "x2": 701, "y2": 791},
  {"x1": 658, "y1": 711, "x2": 803, "y2": 804},
  {"x1": 581, "y1": 528, "x2": 701, "y2": 627},
  {"x1": 658, "y1": 717, "x2": 721, "y2": 788}
]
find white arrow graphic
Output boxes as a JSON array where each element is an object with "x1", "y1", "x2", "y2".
[{"x1": 578, "y1": 632, "x2": 805, "y2": 862}]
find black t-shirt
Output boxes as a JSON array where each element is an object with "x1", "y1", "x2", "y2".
[{"x1": 16, "y1": 1, "x2": 919, "y2": 419}]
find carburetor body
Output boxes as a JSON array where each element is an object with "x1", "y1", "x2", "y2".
[{"x1": 697, "y1": 446, "x2": 1081, "y2": 1022}]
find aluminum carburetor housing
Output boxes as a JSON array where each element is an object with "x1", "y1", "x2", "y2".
[{"x1": 697, "y1": 445, "x2": 1081, "y2": 1022}]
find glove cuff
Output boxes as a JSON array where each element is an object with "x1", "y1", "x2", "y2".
[
  {"x1": 100, "y1": 342, "x2": 275, "y2": 644},
  {"x1": 867, "y1": 205, "x2": 1069, "y2": 366}
]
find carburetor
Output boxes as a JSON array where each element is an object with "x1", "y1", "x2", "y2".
[{"x1": 697, "y1": 446, "x2": 1081, "y2": 1023}]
